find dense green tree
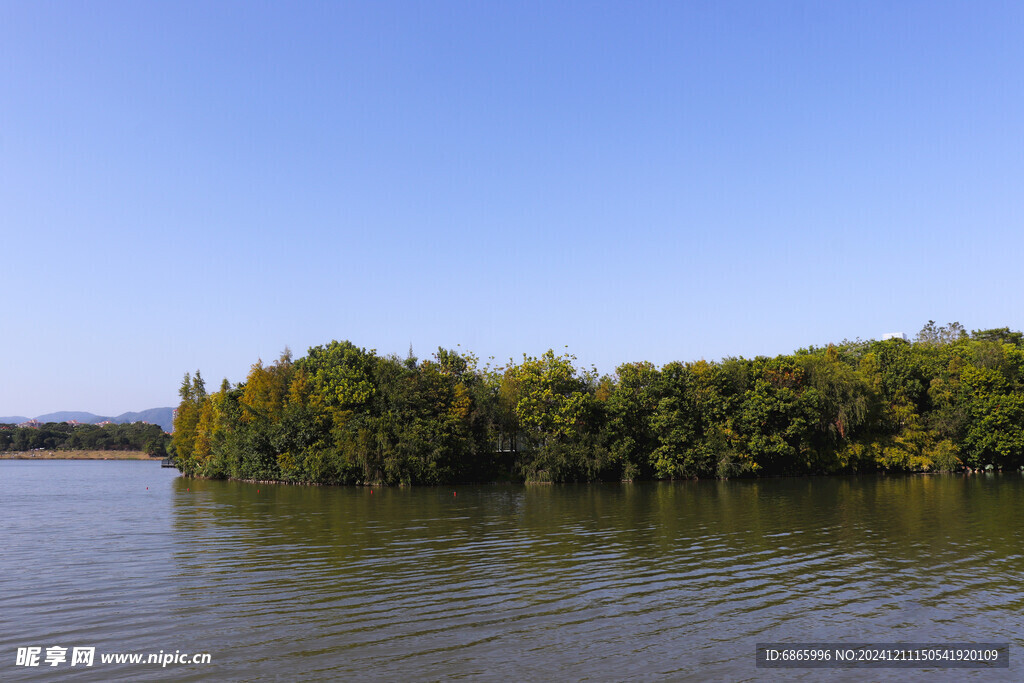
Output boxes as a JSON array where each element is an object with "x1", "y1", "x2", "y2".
[
  {"x1": 504, "y1": 350, "x2": 607, "y2": 482},
  {"x1": 167, "y1": 324, "x2": 1024, "y2": 484},
  {"x1": 735, "y1": 359, "x2": 818, "y2": 474},
  {"x1": 605, "y1": 361, "x2": 661, "y2": 480}
]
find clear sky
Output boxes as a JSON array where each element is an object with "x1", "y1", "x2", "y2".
[{"x1": 2, "y1": 1, "x2": 1022, "y2": 417}]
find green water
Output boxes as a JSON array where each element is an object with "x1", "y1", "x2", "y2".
[{"x1": 1, "y1": 461, "x2": 1021, "y2": 680}]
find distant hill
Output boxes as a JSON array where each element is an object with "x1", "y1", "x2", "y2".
[
  {"x1": 1, "y1": 408, "x2": 175, "y2": 432},
  {"x1": 113, "y1": 408, "x2": 174, "y2": 431},
  {"x1": 36, "y1": 411, "x2": 107, "y2": 424}
]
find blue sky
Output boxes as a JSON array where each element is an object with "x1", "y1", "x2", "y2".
[{"x1": 2, "y1": 1, "x2": 1022, "y2": 417}]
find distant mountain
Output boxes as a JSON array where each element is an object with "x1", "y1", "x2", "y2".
[
  {"x1": 113, "y1": 408, "x2": 174, "y2": 432},
  {"x1": 1, "y1": 408, "x2": 175, "y2": 432},
  {"x1": 36, "y1": 411, "x2": 106, "y2": 424}
]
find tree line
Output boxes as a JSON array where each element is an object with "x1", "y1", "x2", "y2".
[
  {"x1": 171, "y1": 323, "x2": 1024, "y2": 484},
  {"x1": 0, "y1": 421, "x2": 170, "y2": 456}
]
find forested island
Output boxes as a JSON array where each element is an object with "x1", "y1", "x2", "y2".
[
  {"x1": 171, "y1": 322, "x2": 1024, "y2": 485},
  {"x1": 0, "y1": 421, "x2": 170, "y2": 456}
]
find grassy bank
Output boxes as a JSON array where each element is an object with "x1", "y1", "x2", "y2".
[{"x1": 0, "y1": 450, "x2": 157, "y2": 460}]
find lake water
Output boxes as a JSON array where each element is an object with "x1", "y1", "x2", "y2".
[{"x1": 1, "y1": 460, "x2": 1021, "y2": 680}]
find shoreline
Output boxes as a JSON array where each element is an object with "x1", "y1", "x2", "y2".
[
  {"x1": 179, "y1": 468, "x2": 1007, "y2": 489},
  {"x1": 0, "y1": 450, "x2": 158, "y2": 460}
]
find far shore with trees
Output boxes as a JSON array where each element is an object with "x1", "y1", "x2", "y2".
[
  {"x1": 171, "y1": 322, "x2": 1024, "y2": 486},
  {"x1": 0, "y1": 449, "x2": 156, "y2": 460},
  {"x1": 0, "y1": 421, "x2": 170, "y2": 458}
]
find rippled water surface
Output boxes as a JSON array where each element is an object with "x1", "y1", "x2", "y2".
[{"x1": 2, "y1": 461, "x2": 1023, "y2": 680}]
